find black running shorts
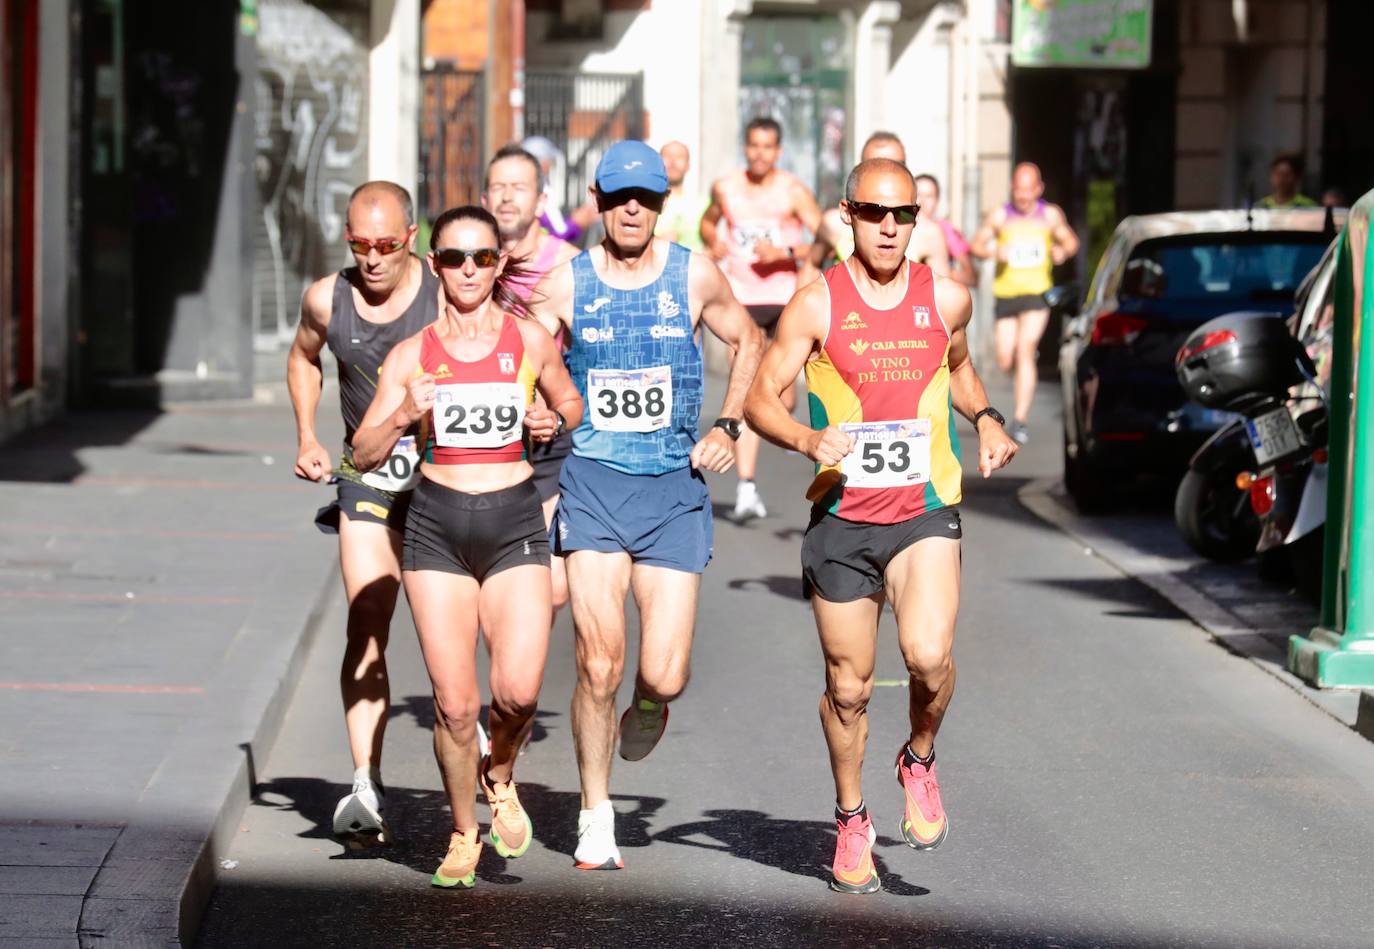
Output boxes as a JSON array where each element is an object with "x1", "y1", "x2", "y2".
[
  {"x1": 529, "y1": 431, "x2": 573, "y2": 502},
  {"x1": 402, "y1": 477, "x2": 550, "y2": 581},
  {"x1": 746, "y1": 304, "x2": 786, "y2": 334},
  {"x1": 314, "y1": 475, "x2": 410, "y2": 534},
  {"x1": 994, "y1": 294, "x2": 1046, "y2": 319},
  {"x1": 801, "y1": 506, "x2": 962, "y2": 603}
]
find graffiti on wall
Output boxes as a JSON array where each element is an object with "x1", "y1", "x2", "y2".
[{"x1": 254, "y1": 0, "x2": 368, "y2": 346}]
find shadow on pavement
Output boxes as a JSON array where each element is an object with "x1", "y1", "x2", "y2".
[
  {"x1": 1021, "y1": 576, "x2": 1185, "y2": 620},
  {"x1": 0, "y1": 409, "x2": 163, "y2": 483},
  {"x1": 653, "y1": 808, "x2": 929, "y2": 897},
  {"x1": 727, "y1": 574, "x2": 807, "y2": 601},
  {"x1": 392, "y1": 695, "x2": 563, "y2": 749}
]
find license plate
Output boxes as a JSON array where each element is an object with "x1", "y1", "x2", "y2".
[{"x1": 1245, "y1": 407, "x2": 1302, "y2": 465}]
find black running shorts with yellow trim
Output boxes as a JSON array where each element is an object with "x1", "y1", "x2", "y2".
[
  {"x1": 402, "y1": 477, "x2": 549, "y2": 581},
  {"x1": 314, "y1": 460, "x2": 411, "y2": 534},
  {"x1": 801, "y1": 506, "x2": 962, "y2": 603}
]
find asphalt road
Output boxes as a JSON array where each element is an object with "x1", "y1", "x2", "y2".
[{"x1": 198, "y1": 386, "x2": 1374, "y2": 948}]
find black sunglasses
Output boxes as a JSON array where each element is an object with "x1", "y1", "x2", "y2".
[
  {"x1": 595, "y1": 188, "x2": 667, "y2": 213},
  {"x1": 433, "y1": 247, "x2": 500, "y2": 269},
  {"x1": 846, "y1": 201, "x2": 920, "y2": 225}
]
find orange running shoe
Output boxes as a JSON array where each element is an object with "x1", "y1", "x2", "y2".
[
  {"x1": 479, "y1": 756, "x2": 532, "y2": 859},
  {"x1": 830, "y1": 808, "x2": 881, "y2": 894},
  {"x1": 895, "y1": 746, "x2": 949, "y2": 850},
  {"x1": 431, "y1": 828, "x2": 482, "y2": 888}
]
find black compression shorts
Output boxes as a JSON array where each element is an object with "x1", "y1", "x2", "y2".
[{"x1": 402, "y1": 477, "x2": 549, "y2": 581}]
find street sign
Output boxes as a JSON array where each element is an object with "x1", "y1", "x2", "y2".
[{"x1": 1011, "y1": 0, "x2": 1153, "y2": 69}]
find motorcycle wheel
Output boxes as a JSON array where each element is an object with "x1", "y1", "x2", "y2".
[{"x1": 1174, "y1": 466, "x2": 1259, "y2": 562}]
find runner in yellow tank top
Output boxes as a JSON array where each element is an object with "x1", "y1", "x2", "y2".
[{"x1": 971, "y1": 162, "x2": 1079, "y2": 445}]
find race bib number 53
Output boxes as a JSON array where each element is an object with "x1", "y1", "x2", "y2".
[
  {"x1": 588, "y1": 366, "x2": 673, "y2": 433},
  {"x1": 839, "y1": 419, "x2": 932, "y2": 489},
  {"x1": 433, "y1": 382, "x2": 526, "y2": 448}
]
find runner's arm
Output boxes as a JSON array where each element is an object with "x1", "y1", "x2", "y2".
[
  {"x1": 949, "y1": 249, "x2": 978, "y2": 288},
  {"x1": 939, "y1": 278, "x2": 1016, "y2": 477},
  {"x1": 792, "y1": 179, "x2": 823, "y2": 261},
  {"x1": 744, "y1": 281, "x2": 852, "y2": 465},
  {"x1": 691, "y1": 254, "x2": 765, "y2": 422},
  {"x1": 1047, "y1": 204, "x2": 1080, "y2": 264},
  {"x1": 969, "y1": 207, "x2": 1003, "y2": 260},
  {"x1": 351, "y1": 337, "x2": 430, "y2": 472},
  {"x1": 519, "y1": 320, "x2": 583, "y2": 442},
  {"x1": 805, "y1": 207, "x2": 843, "y2": 275},
  {"x1": 287, "y1": 277, "x2": 335, "y2": 482},
  {"x1": 699, "y1": 182, "x2": 728, "y2": 260}
]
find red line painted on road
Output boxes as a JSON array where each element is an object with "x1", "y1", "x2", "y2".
[
  {"x1": 0, "y1": 524, "x2": 294, "y2": 542},
  {"x1": 0, "y1": 681, "x2": 204, "y2": 694},
  {"x1": 72, "y1": 476, "x2": 310, "y2": 493},
  {"x1": 0, "y1": 591, "x2": 251, "y2": 605}
]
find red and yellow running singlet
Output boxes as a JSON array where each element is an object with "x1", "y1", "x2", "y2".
[
  {"x1": 420, "y1": 316, "x2": 537, "y2": 466},
  {"x1": 805, "y1": 261, "x2": 962, "y2": 524}
]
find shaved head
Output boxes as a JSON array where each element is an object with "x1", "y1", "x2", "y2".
[
  {"x1": 845, "y1": 157, "x2": 915, "y2": 203},
  {"x1": 660, "y1": 140, "x2": 690, "y2": 188},
  {"x1": 861, "y1": 132, "x2": 906, "y2": 165},
  {"x1": 1010, "y1": 162, "x2": 1045, "y2": 213},
  {"x1": 347, "y1": 180, "x2": 414, "y2": 230}
]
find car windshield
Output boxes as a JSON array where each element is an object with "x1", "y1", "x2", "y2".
[{"x1": 1125, "y1": 238, "x2": 1326, "y2": 303}]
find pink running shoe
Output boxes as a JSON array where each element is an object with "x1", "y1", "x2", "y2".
[
  {"x1": 895, "y1": 747, "x2": 949, "y2": 850},
  {"x1": 829, "y1": 809, "x2": 881, "y2": 894}
]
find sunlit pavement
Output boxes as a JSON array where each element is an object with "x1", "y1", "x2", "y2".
[{"x1": 198, "y1": 382, "x2": 1374, "y2": 948}]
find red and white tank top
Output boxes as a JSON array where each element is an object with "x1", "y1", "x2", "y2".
[
  {"x1": 419, "y1": 316, "x2": 537, "y2": 466},
  {"x1": 804, "y1": 261, "x2": 963, "y2": 524},
  {"x1": 717, "y1": 170, "x2": 805, "y2": 306}
]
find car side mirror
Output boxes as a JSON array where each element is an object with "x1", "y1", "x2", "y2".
[{"x1": 1042, "y1": 282, "x2": 1082, "y2": 316}]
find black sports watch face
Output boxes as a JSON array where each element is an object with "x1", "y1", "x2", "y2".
[
  {"x1": 975, "y1": 406, "x2": 1005, "y2": 427},
  {"x1": 714, "y1": 417, "x2": 743, "y2": 440}
]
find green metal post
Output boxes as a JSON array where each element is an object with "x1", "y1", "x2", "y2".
[{"x1": 1289, "y1": 191, "x2": 1374, "y2": 686}]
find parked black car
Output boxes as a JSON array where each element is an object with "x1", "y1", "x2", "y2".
[{"x1": 1057, "y1": 210, "x2": 1330, "y2": 511}]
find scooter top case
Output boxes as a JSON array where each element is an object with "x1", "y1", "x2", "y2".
[{"x1": 1176, "y1": 311, "x2": 1313, "y2": 414}]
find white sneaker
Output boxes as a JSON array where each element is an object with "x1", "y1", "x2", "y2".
[
  {"x1": 731, "y1": 481, "x2": 767, "y2": 523},
  {"x1": 574, "y1": 800, "x2": 623, "y2": 870},
  {"x1": 332, "y1": 769, "x2": 392, "y2": 847}
]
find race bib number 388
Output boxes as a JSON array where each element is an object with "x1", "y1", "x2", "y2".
[
  {"x1": 839, "y1": 419, "x2": 932, "y2": 489},
  {"x1": 433, "y1": 382, "x2": 526, "y2": 449},
  {"x1": 588, "y1": 366, "x2": 673, "y2": 433}
]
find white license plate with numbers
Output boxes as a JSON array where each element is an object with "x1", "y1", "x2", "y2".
[{"x1": 1246, "y1": 407, "x2": 1302, "y2": 466}]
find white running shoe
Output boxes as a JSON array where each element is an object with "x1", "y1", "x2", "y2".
[
  {"x1": 332, "y1": 769, "x2": 391, "y2": 848},
  {"x1": 731, "y1": 481, "x2": 767, "y2": 523},
  {"x1": 574, "y1": 800, "x2": 623, "y2": 870}
]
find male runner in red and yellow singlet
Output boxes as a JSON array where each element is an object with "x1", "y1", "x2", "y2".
[{"x1": 746, "y1": 158, "x2": 1017, "y2": 894}]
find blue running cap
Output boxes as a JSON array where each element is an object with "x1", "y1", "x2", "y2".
[{"x1": 594, "y1": 141, "x2": 668, "y2": 194}]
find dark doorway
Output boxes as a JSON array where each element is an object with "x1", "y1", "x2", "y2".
[{"x1": 1323, "y1": 2, "x2": 1374, "y2": 203}]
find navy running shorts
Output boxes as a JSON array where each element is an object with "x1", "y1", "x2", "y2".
[{"x1": 552, "y1": 453, "x2": 713, "y2": 573}]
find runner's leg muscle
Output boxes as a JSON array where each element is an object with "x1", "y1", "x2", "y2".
[{"x1": 337, "y1": 516, "x2": 402, "y2": 771}]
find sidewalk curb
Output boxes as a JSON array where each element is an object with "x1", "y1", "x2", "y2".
[
  {"x1": 77, "y1": 561, "x2": 341, "y2": 947},
  {"x1": 1016, "y1": 477, "x2": 1372, "y2": 737}
]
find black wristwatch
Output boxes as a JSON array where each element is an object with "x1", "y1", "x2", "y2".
[
  {"x1": 553, "y1": 410, "x2": 567, "y2": 438},
  {"x1": 713, "y1": 417, "x2": 743, "y2": 440},
  {"x1": 973, "y1": 406, "x2": 1005, "y2": 427}
]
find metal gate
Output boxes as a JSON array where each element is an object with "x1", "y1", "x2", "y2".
[
  {"x1": 524, "y1": 70, "x2": 644, "y2": 214},
  {"x1": 418, "y1": 65, "x2": 485, "y2": 227}
]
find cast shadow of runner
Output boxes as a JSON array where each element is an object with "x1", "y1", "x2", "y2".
[
  {"x1": 727, "y1": 575, "x2": 807, "y2": 601},
  {"x1": 392, "y1": 694, "x2": 561, "y2": 749},
  {"x1": 653, "y1": 809, "x2": 929, "y2": 897},
  {"x1": 250, "y1": 777, "x2": 526, "y2": 885},
  {"x1": 515, "y1": 783, "x2": 667, "y2": 861}
]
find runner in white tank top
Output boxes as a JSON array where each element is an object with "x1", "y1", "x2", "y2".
[{"x1": 702, "y1": 117, "x2": 822, "y2": 523}]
